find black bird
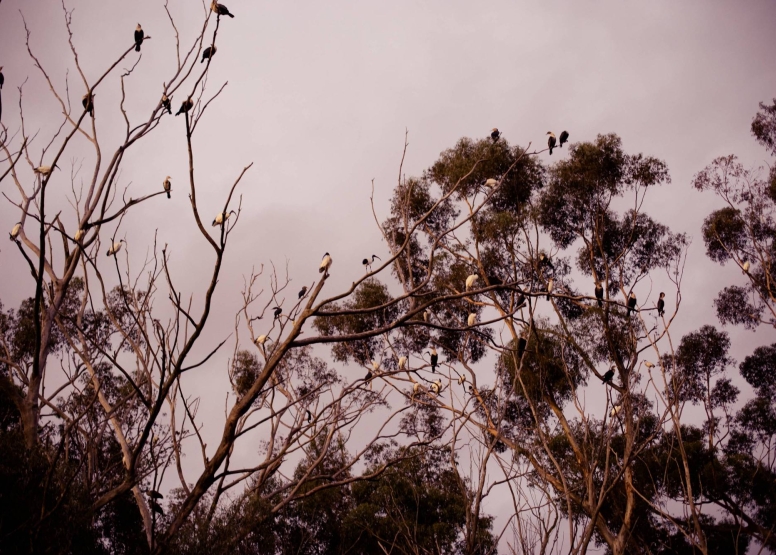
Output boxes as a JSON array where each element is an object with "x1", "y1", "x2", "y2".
[
  {"x1": 362, "y1": 254, "x2": 381, "y2": 272},
  {"x1": 538, "y1": 251, "x2": 554, "y2": 271},
  {"x1": 134, "y1": 24, "x2": 144, "y2": 52},
  {"x1": 149, "y1": 500, "x2": 165, "y2": 516},
  {"x1": 161, "y1": 93, "x2": 172, "y2": 114},
  {"x1": 547, "y1": 132, "x2": 556, "y2": 155},
  {"x1": 546, "y1": 278, "x2": 554, "y2": 301},
  {"x1": 82, "y1": 93, "x2": 94, "y2": 117},
  {"x1": 558, "y1": 130, "x2": 569, "y2": 148},
  {"x1": 516, "y1": 293, "x2": 526, "y2": 309},
  {"x1": 490, "y1": 128, "x2": 501, "y2": 142},
  {"x1": 428, "y1": 347, "x2": 438, "y2": 373},
  {"x1": 272, "y1": 307, "x2": 282, "y2": 320},
  {"x1": 601, "y1": 366, "x2": 615, "y2": 385},
  {"x1": 298, "y1": 286, "x2": 307, "y2": 299},
  {"x1": 175, "y1": 97, "x2": 193, "y2": 116},
  {"x1": 320, "y1": 252, "x2": 333, "y2": 274},
  {"x1": 627, "y1": 292, "x2": 637, "y2": 315},
  {"x1": 595, "y1": 282, "x2": 604, "y2": 308},
  {"x1": 306, "y1": 410, "x2": 312, "y2": 423},
  {"x1": 147, "y1": 490, "x2": 163, "y2": 499},
  {"x1": 0, "y1": 67, "x2": 4, "y2": 89},
  {"x1": 516, "y1": 336, "x2": 527, "y2": 359},
  {"x1": 201, "y1": 45, "x2": 217, "y2": 63},
  {"x1": 364, "y1": 370, "x2": 373, "y2": 382},
  {"x1": 211, "y1": 1, "x2": 235, "y2": 17},
  {"x1": 657, "y1": 292, "x2": 665, "y2": 317}
]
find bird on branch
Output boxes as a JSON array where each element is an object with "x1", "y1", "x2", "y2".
[
  {"x1": 547, "y1": 131, "x2": 557, "y2": 155},
  {"x1": 319, "y1": 252, "x2": 332, "y2": 275},
  {"x1": 211, "y1": 1, "x2": 235, "y2": 18},
  {"x1": 362, "y1": 254, "x2": 381, "y2": 272},
  {"x1": 558, "y1": 130, "x2": 569, "y2": 148},
  {"x1": 134, "y1": 24, "x2": 144, "y2": 52},
  {"x1": 163, "y1": 176, "x2": 171, "y2": 199}
]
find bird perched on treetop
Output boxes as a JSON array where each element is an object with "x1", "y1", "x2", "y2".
[
  {"x1": 212, "y1": 210, "x2": 235, "y2": 227},
  {"x1": 457, "y1": 374, "x2": 466, "y2": 386},
  {"x1": 657, "y1": 292, "x2": 665, "y2": 317},
  {"x1": 538, "y1": 251, "x2": 554, "y2": 271},
  {"x1": 485, "y1": 178, "x2": 498, "y2": 188},
  {"x1": 547, "y1": 132, "x2": 557, "y2": 155},
  {"x1": 149, "y1": 500, "x2": 164, "y2": 516},
  {"x1": 10, "y1": 222, "x2": 21, "y2": 241},
  {"x1": 298, "y1": 286, "x2": 307, "y2": 299},
  {"x1": 362, "y1": 254, "x2": 381, "y2": 272},
  {"x1": 490, "y1": 128, "x2": 500, "y2": 142},
  {"x1": 546, "y1": 278, "x2": 554, "y2": 301},
  {"x1": 161, "y1": 93, "x2": 172, "y2": 115},
  {"x1": 595, "y1": 282, "x2": 604, "y2": 308},
  {"x1": 412, "y1": 382, "x2": 421, "y2": 395},
  {"x1": 134, "y1": 24, "x2": 144, "y2": 52},
  {"x1": 627, "y1": 292, "x2": 637, "y2": 315},
  {"x1": 428, "y1": 347, "x2": 438, "y2": 373},
  {"x1": 201, "y1": 45, "x2": 217, "y2": 63},
  {"x1": 465, "y1": 274, "x2": 479, "y2": 290},
  {"x1": 601, "y1": 366, "x2": 615, "y2": 385},
  {"x1": 423, "y1": 310, "x2": 429, "y2": 323},
  {"x1": 147, "y1": 490, "x2": 163, "y2": 499},
  {"x1": 306, "y1": 410, "x2": 312, "y2": 423},
  {"x1": 106, "y1": 239, "x2": 125, "y2": 257},
  {"x1": 211, "y1": 1, "x2": 235, "y2": 18},
  {"x1": 319, "y1": 252, "x2": 332, "y2": 275},
  {"x1": 176, "y1": 97, "x2": 193, "y2": 116},
  {"x1": 34, "y1": 164, "x2": 59, "y2": 176},
  {"x1": 82, "y1": 93, "x2": 94, "y2": 117},
  {"x1": 163, "y1": 176, "x2": 171, "y2": 199},
  {"x1": 558, "y1": 130, "x2": 569, "y2": 148},
  {"x1": 644, "y1": 361, "x2": 655, "y2": 369}
]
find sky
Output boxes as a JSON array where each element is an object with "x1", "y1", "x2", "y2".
[{"x1": 1, "y1": 0, "x2": 775, "y2": 549}]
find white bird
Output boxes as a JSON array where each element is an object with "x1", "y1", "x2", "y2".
[
  {"x1": 212, "y1": 210, "x2": 235, "y2": 227},
  {"x1": 413, "y1": 382, "x2": 421, "y2": 394},
  {"x1": 431, "y1": 379, "x2": 442, "y2": 395},
  {"x1": 319, "y1": 252, "x2": 332, "y2": 274},
  {"x1": 465, "y1": 274, "x2": 479, "y2": 290},
  {"x1": 423, "y1": 310, "x2": 429, "y2": 322},
  {"x1": 742, "y1": 260, "x2": 750, "y2": 273},
  {"x1": 610, "y1": 405, "x2": 622, "y2": 418},
  {"x1": 467, "y1": 313, "x2": 476, "y2": 327},
  {"x1": 34, "y1": 165, "x2": 57, "y2": 176},
  {"x1": 644, "y1": 361, "x2": 655, "y2": 369},
  {"x1": 485, "y1": 178, "x2": 498, "y2": 187},
  {"x1": 10, "y1": 222, "x2": 21, "y2": 240},
  {"x1": 254, "y1": 335, "x2": 268, "y2": 346},
  {"x1": 163, "y1": 176, "x2": 172, "y2": 199},
  {"x1": 372, "y1": 360, "x2": 380, "y2": 372},
  {"x1": 106, "y1": 239, "x2": 125, "y2": 257},
  {"x1": 398, "y1": 356, "x2": 407, "y2": 371},
  {"x1": 74, "y1": 228, "x2": 84, "y2": 242},
  {"x1": 457, "y1": 374, "x2": 466, "y2": 385}
]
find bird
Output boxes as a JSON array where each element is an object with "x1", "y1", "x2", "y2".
[
  {"x1": 467, "y1": 313, "x2": 476, "y2": 327},
  {"x1": 134, "y1": 24, "x2": 144, "y2": 52},
  {"x1": 595, "y1": 282, "x2": 604, "y2": 308},
  {"x1": 211, "y1": 1, "x2": 235, "y2": 17},
  {"x1": 412, "y1": 382, "x2": 421, "y2": 395},
  {"x1": 149, "y1": 500, "x2": 165, "y2": 516},
  {"x1": 10, "y1": 222, "x2": 21, "y2": 241},
  {"x1": 34, "y1": 164, "x2": 58, "y2": 176},
  {"x1": 457, "y1": 374, "x2": 466, "y2": 386},
  {"x1": 147, "y1": 490, "x2": 163, "y2": 499},
  {"x1": 742, "y1": 260, "x2": 750, "y2": 273},
  {"x1": 610, "y1": 405, "x2": 622, "y2": 418},
  {"x1": 490, "y1": 128, "x2": 500, "y2": 142},
  {"x1": 428, "y1": 347, "x2": 438, "y2": 373},
  {"x1": 547, "y1": 132, "x2": 557, "y2": 155},
  {"x1": 558, "y1": 130, "x2": 569, "y2": 148},
  {"x1": 175, "y1": 97, "x2": 193, "y2": 116},
  {"x1": 423, "y1": 310, "x2": 429, "y2": 323},
  {"x1": 485, "y1": 178, "x2": 498, "y2": 188},
  {"x1": 161, "y1": 93, "x2": 172, "y2": 115},
  {"x1": 627, "y1": 292, "x2": 637, "y2": 315},
  {"x1": 0, "y1": 67, "x2": 4, "y2": 90},
  {"x1": 272, "y1": 307, "x2": 282, "y2": 320},
  {"x1": 465, "y1": 274, "x2": 479, "y2": 290},
  {"x1": 601, "y1": 366, "x2": 615, "y2": 385},
  {"x1": 163, "y1": 176, "x2": 171, "y2": 199},
  {"x1": 201, "y1": 45, "x2": 217, "y2": 63},
  {"x1": 538, "y1": 252, "x2": 554, "y2": 271},
  {"x1": 546, "y1": 278, "x2": 554, "y2": 301},
  {"x1": 74, "y1": 228, "x2": 84, "y2": 242},
  {"x1": 82, "y1": 93, "x2": 94, "y2": 117},
  {"x1": 431, "y1": 379, "x2": 442, "y2": 395},
  {"x1": 254, "y1": 335, "x2": 268, "y2": 346},
  {"x1": 319, "y1": 252, "x2": 332, "y2": 274},
  {"x1": 657, "y1": 292, "x2": 665, "y2": 317},
  {"x1": 644, "y1": 361, "x2": 655, "y2": 369},
  {"x1": 306, "y1": 410, "x2": 312, "y2": 423},
  {"x1": 516, "y1": 336, "x2": 527, "y2": 359},
  {"x1": 106, "y1": 239, "x2": 125, "y2": 257},
  {"x1": 212, "y1": 210, "x2": 235, "y2": 227},
  {"x1": 362, "y1": 254, "x2": 381, "y2": 272},
  {"x1": 372, "y1": 360, "x2": 380, "y2": 372},
  {"x1": 398, "y1": 356, "x2": 407, "y2": 371},
  {"x1": 298, "y1": 286, "x2": 307, "y2": 299}
]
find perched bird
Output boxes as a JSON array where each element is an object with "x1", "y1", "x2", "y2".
[
  {"x1": 413, "y1": 382, "x2": 421, "y2": 395},
  {"x1": 398, "y1": 356, "x2": 407, "y2": 371},
  {"x1": 601, "y1": 366, "x2": 615, "y2": 385},
  {"x1": 161, "y1": 93, "x2": 172, "y2": 115},
  {"x1": 319, "y1": 252, "x2": 333, "y2": 274},
  {"x1": 306, "y1": 410, "x2": 312, "y2": 423},
  {"x1": 558, "y1": 130, "x2": 569, "y2": 148},
  {"x1": 742, "y1": 260, "x2": 750, "y2": 273},
  {"x1": 106, "y1": 239, "x2": 125, "y2": 257},
  {"x1": 134, "y1": 24, "x2": 144, "y2": 52},
  {"x1": 431, "y1": 379, "x2": 442, "y2": 395},
  {"x1": 272, "y1": 307, "x2": 282, "y2": 320},
  {"x1": 201, "y1": 45, "x2": 217, "y2": 63},
  {"x1": 490, "y1": 128, "x2": 500, "y2": 142},
  {"x1": 516, "y1": 336, "x2": 527, "y2": 359},
  {"x1": 163, "y1": 176, "x2": 172, "y2": 199},
  {"x1": 610, "y1": 405, "x2": 622, "y2": 418},
  {"x1": 644, "y1": 361, "x2": 655, "y2": 369},
  {"x1": 298, "y1": 286, "x2": 307, "y2": 299},
  {"x1": 212, "y1": 210, "x2": 234, "y2": 227},
  {"x1": 82, "y1": 93, "x2": 94, "y2": 117},
  {"x1": 516, "y1": 293, "x2": 526, "y2": 309},
  {"x1": 211, "y1": 1, "x2": 235, "y2": 17},
  {"x1": 74, "y1": 228, "x2": 84, "y2": 242},
  {"x1": 175, "y1": 97, "x2": 193, "y2": 116},
  {"x1": 362, "y1": 254, "x2": 381, "y2": 272},
  {"x1": 467, "y1": 313, "x2": 476, "y2": 327},
  {"x1": 595, "y1": 282, "x2": 604, "y2": 308},
  {"x1": 149, "y1": 500, "x2": 165, "y2": 516},
  {"x1": 547, "y1": 132, "x2": 557, "y2": 155},
  {"x1": 657, "y1": 292, "x2": 665, "y2": 317},
  {"x1": 457, "y1": 374, "x2": 466, "y2": 386},
  {"x1": 538, "y1": 252, "x2": 554, "y2": 270},
  {"x1": 428, "y1": 347, "x2": 438, "y2": 373},
  {"x1": 372, "y1": 360, "x2": 380, "y2": 372},
  {"x1": 254, "y1": 335, "x2": 268, "y2": 346},
  {"x1": 34, "y1": 164, "x2": 58, "y2": 176},
  {"x1": 465, "y1": 274, "x2": 479, "y2": 290},
  {"x1": 627, "y1": 292, "x2": 637, "y2": 315},
  {"x1": 546, "y1": 278, "x2": 554, "y2": 301},
  {"x1": 364, "y1": 370, "x2": 373, "y2": 382},
  {"x1": 0, "y1": 67, "x2": 4, "y2": 89},
  {"x1": 147, "y1": 490, "x2": 163, "y2": 499},
  {"x1": 423, "y1": 310, "x2": 429, "y2": 323},
  {"x1": 10, "y1": 222, "x2": 22, "y2": 241},
  {"x1": 485, "y1": 178, "x2": 498, "y2": 188}
]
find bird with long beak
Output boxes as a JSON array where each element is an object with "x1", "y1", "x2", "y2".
[
  {"x1": 175, "y1": 97, "x2": 193, "y2": 116},
  {"x1": 212, "y1": 210, "x2": 235, "y2": 227},
  {"x1": 465, "y1": 274, "x2": 479, "y2": 290},
  {"x1": 211, "y1": 1, "x2": 235, "y2": 17},
  {"x1": 319, "y1": 252, "x2": 332, "y2": 275},
  {"x1": 34, "y1": 164, "x2": 59, "y2": 176},
  {"x1": 457, "y1": 374, "x2": 466, "y2": 386},
  {"x1": 134, "y1": 24, "x2": 144, "y2": 52},
  {"x1": 201, "y1": 45, "x2": 217, "y2": 63},
  {"x1": 467, "y1": 313, "x2": 476, "y2": 327},
  {"x1": 82, "y1": 93, "x2": 94, "y2": 117},
  {"x1": 742, "y1": 260, "x2": 750, "y2": 273},
  {"x1": 163, "y1": 176, "x2": 171, "y2": 199},
  {"x1": 10, "y1": 222, "x2": 22, "y2": 241},
  {"x1": 254, "y1": 335, "x2": 268, "y2": 346},
  {"x1": 657, "y1": 292, "x2": 665, "y2": 316},
  {"x1": 644, "y1": 361, "x2": 655, "y2": 369},
  {"x1": 547, "y1": 132, "x2": 556, "y2": 155},
  {"x1": 106, "y1": 239, "x2": 125, "y2": 257},
  {"x1": 490, "y1": 128, "x2": 500, "y2": 142},
  {"x1": 272, "y1": 307, "x2": 282, "y2": 320},
  {"x1": 423, "y1": 310, "x2": 429, "y2": 323},
  {"x1": 431, "y1": 379, "x2": 442, "y2": 395},
  {"x1": 161, "y1": 93, "x2": 172, "y2": 115},
  {"x1": 558, "y1": 130, "x2": 569, "y2": 148},
  {"x1": 412, "y1": 382, "x2": 421, "y2": 396}
]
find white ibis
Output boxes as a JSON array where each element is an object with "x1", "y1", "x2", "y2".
[
  {"x1": 398, "y1": 356, "x2": 407, "y2": 371},
  {"x1": 546, "y1": 278, "x2": 554, "y2": 301},
  {"x1": 372, "y1": 360, "x2": 380, "y2": 373},
  {"x1": 644, "y1": 361, "x2": 655, "y2": 369},
  {"x1": 362, "y1": 254, "x2": 381, "y2": 272},
  {"x1": 412, "y1": 382, "x2": 421, "y2": 395},
  {"x1": 467, "y1": 313, "x2": 476, "y2": 327},
  {"x1": 485, "y1": 178, "x2": 498, "y2": 188},
  {"x1": 319, "y1": 252, "x2": 332, "y2": 274},
  {"x1": 602, "y1": 366, "x2": 615, "y2": 385},
  {"x1": 657, "y1": 292, "x2": 665, "y2": 316},
  {"x1": 558, "y1": 130, "x2": 569, "y2": 148},
  {"x1": 431, "y1": 379, "x2": 442, "y2": 395},
  {"x1": 465, "y1": 274, "x2": 479, "y2": 290},
  {"x1": 423, "y1": 310, "x2": 429, "y2": 322},
  {"x1": 163, "y1": 176, "x2": 171, "y2": 199},
  {"x1": 34, "y1": 165, "x2": 58, "y2": 176},
  {"x1": 742, "y1": 260, "x2": 750, "y2": 273},
  {"x1": 254, "y1": 335, "x2": 268, "y2": 346},
  {"x1": 298, "y1": 286, "x2": 307, "y2": 299},
  {"x1": 10, "y1": 222, "x2": 21, "y2": 240},
  {"x1": 547, "y1": 132, "x2": 556, "y2": 155},
  {"x1": 134, "y1": 24, "x2": 144, "y2": 52},
  {"x1": 106, "y1": 239, "x2": 125, "y2": 257},
  {"x1": 457, "y1": 374, "x2": 466, "y2": 386},
  {"x1": 201, "y1": 45, "x2": 217, "y2": 63}
]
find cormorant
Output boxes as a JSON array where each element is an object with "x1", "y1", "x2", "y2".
[
  {"x1": 201, "y1": 45, "x2": 217, "y2": 63},
  {"x1": 319, "y1": 252, "x2": 332, "y2": 274},
  {"x1": 547, "y1": 132, "x2": 556, "y2": 155},
  {"x1": 212, "y1": 210, "x2": 235, "y2": 227},
  {"x1": 149, "y1": 500, "x2": 164, "y2": 516},
  {"x1": 298, "y1": 286, "x2": 307, "y2": 299},
  {"x1": 134, "y1": 24, "x2": 144, "y2": 52},
  {"x1": 428, "y1": 347, "x2": 438, "y2": 373},
  {"x1": 161, "y1": 93, "x2": 172, "y2": 114},
  {"x1": 601, "y1": 366, "x2": 615, "y2": 385},
  {"x1": 306, "y1": 410, "x2": 312, "y2": 423},
  {"x1": 211, "y1": 1, "x2": 235, "y2": 17},
  {"x1": 106, "y1": 239, "x2": 125, "y2": 257},
  {"x1": 0, "y1": 67, "x2": 4, "y2": 89},
  {"x1": 362, "y1": 254, "x2": 381, "y2": 272},
  {"x1": 175, "y1": 97, "x2": 193, "y2": 116},
  {"x1": 627, "y1": 292, "x2": 637, "y2": 315},
  {"x1": 272, "y1": 307, "x2": 282, "y2": 320},
  {"x1": 82, "y1": 93, "x2": 94, "y2": 117},
  {"x1": 163, "y1": 176, "x2": 171, "y2": 199},
  {"x1": 595, "y1": 282, "x2": 604, "y2": 308},
  {"x1": 558, "y1": 130, "x2": 569, "y2": 148},
  {"x1": 490, "y1": 128, "x2": 500, "y2": 142},
  {"x1": 657, "y1": 292, "x2": 665, "y2": 316}
]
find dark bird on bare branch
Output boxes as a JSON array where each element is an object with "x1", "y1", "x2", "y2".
[
  {"x1": 490, "y1": 128, "x2": 501, "y2": 142},
  {"x1": 558, "y1": 130, "x2": 569, "y2": 148},
  {"x1": 298, "y1": 286, "x2": 307, "y2": 299},
  {"x1": 362, "y1": 254, "x2": 381, "y2": 272},
  {"x1": 595, "y1": 282, "x2": 603, "y2": 308},
  {"x1": 161, "y1": 93, "x2": 172, "y2": 115},
  {"x1": 163, "y1": 176, "x2": 171, "y2": 199},
  {"x1": 272, "y1": 307, "x2": 282, "y2": 320},
  {"x1": 175, "y1": 97, "x2": 193, "y2": 116},
  {"x1": 201, "y1": 45, "x2": 217, "y2": 63},
  {"x1": 627, "y1": 292, "x2": 637, "y2": 315},
  {"x1": 82, "y1": 93, "x2": 94, "y2": 117},
  {"x1": 34, "y1": 164, "x2": 59, "y2": 176},
  {"x1": 306, "y1": 410, "x2": 312, "y2": 423},
  {"x1": 657, "y1": 292, "x2": 665, "y2": 317},
  {"x1": 319, "y1": 252, "x2": 332, "y2": 274},
  {"x1": 134, "y1": 24, "x2": 144, "y2": 52},
  {"x1": 211, "y1": 1, "x2": 235, "y2": 18},
  {"x1": 602, "y1": 366, "x2": 615, "y2": 385},
  {"x1": 547, "y1": 132, "x2": 557, "y2": 155}
]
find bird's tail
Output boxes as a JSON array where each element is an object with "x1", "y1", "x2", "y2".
[
  {"x1": 227, "y1": 12, "x2": 234, "y2": 17},
  {"x1": 166, "y1": 192, "x2": 171, "y2": 199},
  {"x1": 135, "y1": 44, "x2": 140, "y2": 52},
  {"x1": 598, "y1": 300, "x2": 602, "y2": 308}
]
